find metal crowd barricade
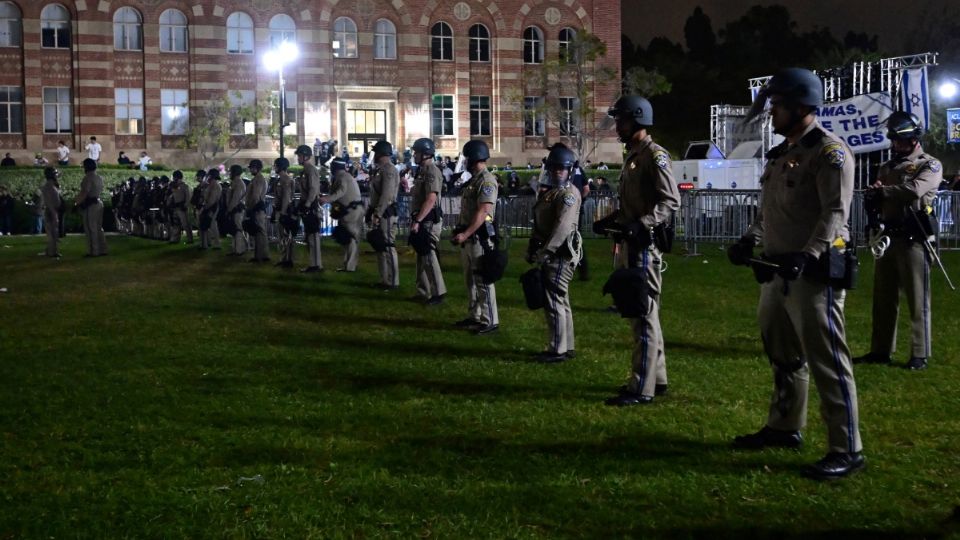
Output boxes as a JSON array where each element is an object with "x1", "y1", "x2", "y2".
[{"x1": 680, "y1": 190, "x2": 761, "y2": 255}]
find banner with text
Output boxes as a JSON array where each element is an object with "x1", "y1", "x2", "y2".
[
  {"x1": 948, "y1": 108, "x2": 960, "y2": 144},
  {"x1": 816, "y1": 92, "x2": 894, "y2": 154}
]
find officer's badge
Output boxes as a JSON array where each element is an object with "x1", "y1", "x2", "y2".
[
  {"x1": 481, "y1": 182, "x2": 496, "y2": 196},
  {"x1": 930, "y1": 160, "x2": 942, "y2": 173},
  {"x1": 562, "y1": 193, "x2": 576, "y2": 207},
  {"x1": 653, "y1": 150, "x2": 670, "y2": 170},
  {"x1": 905, "y1": 164, "x2": 918, "y2": 174},
  {"x1": 822, "y1": 143, "x2": 845, "y2": 169},
  {"x1": 629, "y1": 161, "x2": 637, "y2": 170}
]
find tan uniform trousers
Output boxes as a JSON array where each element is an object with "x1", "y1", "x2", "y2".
[
  {"x1": 201, "y1": 210, "x2": 220, "y2": 249},
  {"x1": 169, "y1": 209, "x2": 193, "y2": 243},
  {"x1": 377, "y1": 216, "x2": 399, "y2": 287},
  {"x1": 871, "y1": 238, "x2": 931, "y2": 358},
  {"x1": 759, "y1": 275, "x2": 862, "y2": 454},
  {"x1": 230, "y1": 212, "x2": 248, "y2": 254},
  {"x1": 621, "y1": 243, "x2": 666, "y2": 397},
  {"x1": 542, "y1": 256, "x2": 576, "y2": 355},
  {"x1": 251, "y1": 211, "x2": 269, "y2": 260},
  {"x1": 415, "y1": 221, "x2": 446, "y2": 298},
  {"x1": 82, "y1": 202, "x2": 108, "y2": 256},
  {"x1": 44, "y1": 211, "x2": 59, "y2": 256},
  {"x1": 461, "y1": 239, "x2": 498, "y2": 326},
  {"x1": 305, "y1": 211, "x2": 323, "y2": 268},
  {"x1": 278, "y1": 220, "x2": 295, "y2": 263},
  {"x1": 340, "y1": 209, "x2": 363, "y2": 271}
]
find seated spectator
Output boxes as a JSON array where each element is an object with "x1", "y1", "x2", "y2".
[
  {"x1": 585, "y1": 159, "x2": 594, "y2": 169},
  {"x1": 1, "y1": 153, "x2": 15, "y2": 166},
  {"x1": 137, "y1": 151, "x2": 152, "y2": 171},
  {"x1": 118, "y1": 151, "x2": 132, "y2": 166},
  {"x1": 33, "y1": 153, "x2": 49, "y2": 167},
  {"x1": 57, "y1": 141, "x2": 70, "y2": 166},
  {"x1": 597, "y1": 161, "x2": 609, "y2": 170}
]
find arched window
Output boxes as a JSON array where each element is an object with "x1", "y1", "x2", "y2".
[
  {"x1": 41, "y1": 4, "x2": 70, "y2": 49},
  {"x1": 523, "y1": 26, "x2": 543, "y2": 64},
  {"x1": 374, "y1": 18, "x2": 396, "y2": 60},
  {"x1": 268, "y1": 14, "x2": 295, "y2": 48},
  {"x1": 226, "y1": 12, "x2": 254, "y2": 54},
  {"x1": 468, "y1": 23, "x2": 489, "y2": 62},
  {"x1": 431, "y1": 21, "x2": 452, "y2": 61},
  {"x1": 0, "y1": 2, "x2": 20, "y2": 47},
  {"x1": 558, "y1": 27, "x2": 575, "y2": 61},
  {"x1": 159, "y1": 9, "x2": 187, "y2": 53},
  {"x1": 113, "y1": 7, "x2": 142, "y2": 51},
  {"x1": 333, "y1": 17, "x2": 357, "y2": 58}
]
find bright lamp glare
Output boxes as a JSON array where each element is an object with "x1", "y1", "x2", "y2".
[
  {"x1": 939, "y1": 81, "x2": 958, "y2": 99},
  {"x1": 263, "y1": 41, "x2": 299, "y2": 70}
]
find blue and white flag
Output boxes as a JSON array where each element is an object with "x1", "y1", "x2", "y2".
[{"x1": 901, "y1": 67, "x2": 930, "y2": 130}]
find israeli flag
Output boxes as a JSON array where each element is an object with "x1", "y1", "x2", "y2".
[{"x1": 901, "y1": 67, "x2": 930, "y2": 130}]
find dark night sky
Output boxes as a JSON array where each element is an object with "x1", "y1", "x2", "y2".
[{"x1": 621, "y1": 0, "x2": 960, "y2": 56}]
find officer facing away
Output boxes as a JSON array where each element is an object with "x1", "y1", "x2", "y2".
[
  {"x1": 320, "y1": 158, "x2": 363, "y2": 272},
  {"x1": 245, "y1": 159, "x2": 270, "y2": 262},
  {"x1": 273, "y1": 157, "x2": 297, "y2": 268},
  {"x1": 727, "y1": 68, "x2": 864, "y2": 480},
  {"x1": 75, "y1": 158, "x2": 109, "y2": 257},
  {"x1": 226, "y1": 164, "x2": 248, "y2": 256},
  {"x1": 41, "y1": 166, "x2": 62, "y2": 258},
  {"x1": 410, "y1": 137, "x2": 448, "y2": 304},
  {"x1": 528, "y1": 144, "x2": 582, "y2": 363},
  {"x1": 296, "y1": 144, "x2": 324, "y2": 273},
  {"x1": 853, "y1": 112, "x2": 941, "y2": 371},
  {"x1": 368, "y1": 140, "x2": 400, "y2": 289},
  {"x1": 601, "y1": 95, "x2": 680, "y2": 407}
]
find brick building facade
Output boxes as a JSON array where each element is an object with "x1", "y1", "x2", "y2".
[{"x1": 0, "y1": 0, "x2": 621, "y2": 167}]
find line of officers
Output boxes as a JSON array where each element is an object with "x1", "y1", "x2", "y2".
[{"x1": 36, "y1": 68, "x2": 942, "y2": 482}]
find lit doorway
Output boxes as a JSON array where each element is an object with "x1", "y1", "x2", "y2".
[{"x1": 345, "y1": 109, "x2": 386, "y2": 159}]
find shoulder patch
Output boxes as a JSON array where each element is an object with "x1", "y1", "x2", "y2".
[
  {"x1": 653, "y1": 150, "x2": 670, "y2": 171},
  {"x1": 562, "y1": 193, "x2": 576, "y2": 207},
  {"x1": 821, "y1": 142, "x2": 845, "y2": 170},
  {"x1": 480, "y1": 181, "x2": 497, "y2": 196},
  {"x1": 929, "y1": 160, "x2": 942, "y2": 173}
]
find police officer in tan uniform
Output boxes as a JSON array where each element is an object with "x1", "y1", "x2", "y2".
[
  {"x1": 225, "y1": 164, "x2": 248, "y2": 256},
  {"x1": 75, "y1": 158, "x2": 108, "y2": 257},
  {"x1": 601, "y1": 96, "x2": 679, "y2": 406},
  {"x1": 451, "y1": 140, "x2": 499, "y2": 334},
  {"x1": 368, "y1": 140, "x2": 400, "y2": 289},
  {"x1": 296, "y1": 145, "x2": 323, "y2": 272},
  {"x1": 727, "y1": 68, "x2": 864, "y2": 480},
  {"x1": 528, "y1": 145, "x2": 582, "y2": 362},
  {"x1": 245, "y1": 159, "x2": 270, "y2": 262},
  {"x1": 854, "y1": 112, "x2": 941, "y2": 371},
  {"x1": 410, "y1": 138, "x2": 447, "y2": 304},
  {"x1": 320, "y1": 159, "x2": 363, "y2": 272},
  {"x1": 199, "y1": 169, "x2": 222, "y2": 250},
  {"x1": 166, "y1": 170, "x2": 193, "y2": 244},
  {"x1": 273, "y1": 157, "x2": 297, "y2": 268},
  {"x1": 41, "y1": 167, "x2": 62, "y2": 258}
]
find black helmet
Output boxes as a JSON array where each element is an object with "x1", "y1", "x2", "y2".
[
  {"x1": 412, "y1": 138, "x2": 435, "y2": 156},
  {"x1": 274, "y1": 157, "x2": 290, "y2": 171},
  {"x1": 295, "y1": 144, "x2": 313, "y2": 157},
  {"x1": 545, "y1": 144, "x2": 576, "y2": 170},
  {"x1": 160, "y1": 175, "x2": 170, "y2": 183},
  {"x1": 195, "y1": 169, "x2": 207, "y2": 179},
  {"x1": 372, "y1": 140, "x2": 393, "y2": 158},
  {"x1": 248, "y1": 159, "x2": 263, "y2": 170},
  {"x1": 608, "y1": 95, "x2": 654, "y2": 127},
  {"x1": 82, "y1": 158, "x2": 97, "y2": 171},
  {"x1": 43, "y1": 166, "x2": 58, "y2": 180},
  {"x1": 207, "y1": 168, "x2": 221, "y2": 180},
  {"x1": 329, "y1": 158, "x2": 347, "y2": 173},
  {"x1": 172, "y1": 170, "x2": 184, "y2": 180},
  {"x1": 886, "y1": 111, "x2": 923, "y2": 141},
  {"x1": 462, "y1": 140, "x2": 490, "y2": 163},
  {"x1": 229, "y1": 164, "x2": 244, "y2": 177},
  {"x1": 764, "y1": 68, "x2": 824, "y2": 108}
]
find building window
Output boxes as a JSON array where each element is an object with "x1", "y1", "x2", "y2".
[
  {"x1": 228, "y1": 90, "x2": 255, "y2": 134},
  {"x1": 559, "y1": 27, "x2": 575, "y2": 61},
  {"x1": 470, "y1": 96, "x2": 491, "y2": 136},
  {"x1": 271, "y1": 90, "x2": 297, "y2": 125},
  {"x1": 43, "y1": 87, "x2": 71, "y2": 133},
  {"x1": 159, "y1": 9, "x2": 187, "y2": 53},
  {"x1": 0, "y1": 2, "x2": 20, "y2": 47},
  {"x1": 161, "y1": 89, "x2": 188, "y2": 135},
  {"x1": 524, "y1": 96, "x2": 544, "y2": 136},
  {"x1": 40, "y1": 4, "x2": 70, "y2": 49},
  {"x1": 0, "y1": 86, "x2": 22, "y2": 133},
  {"x1": 559, "y1": 97, "x2": 578, "y2": 136},
  {"x1": 115, "y1": 88, "x2": 144, "y2": 135},
  {"x1": 226, "y1": 12, "x2": 254, "y2": 54},
  {"x1": 468, "y1": 24, "x2": 489, "y2": 62},
  {"x1": 374, "y1": 18, "x2": 396, "y2": 60},
  {"x1": 431, "y1": 22, "x2": 452, "y2": 61},
  {"x1": 113, "y1": 7, "x2": 142, "y2": 51},
  {"x1": 268, "y1": 14, "x2": 295, "y2": 48},
  {"x1": 431, "y1": 94, "x2": 454, "y2": 136},
  {"x1": 333, "y1": 17, "x2": 357, "y2": 58},
  {"x1": 523, "y1": 26, "x2": 543, "y2": 64}
]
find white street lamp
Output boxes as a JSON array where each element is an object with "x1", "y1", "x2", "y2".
[
  {"x1": 939, "y1": 81, "x2": 958, "y2": 100},
  {"x1": 263, "y1": 41, "x2": 300, "y2": 158}
]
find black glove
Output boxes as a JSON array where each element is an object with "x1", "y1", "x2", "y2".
[
  {"x1": 727, "y1": 237, "x2": 755, "y2": 266},
  {"x1": 774, "y1": 252, "x2": 814, "y2": 281}
]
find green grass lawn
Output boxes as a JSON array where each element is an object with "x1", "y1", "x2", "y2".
[{"x1": 1, "y1": 234, "x2": 959, "y2": 538}]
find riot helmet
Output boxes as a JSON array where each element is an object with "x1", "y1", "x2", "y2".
[
  {"x1": 412, "y1": 138, "x2": 435, "y2": 159},
  {"x1": 886, "y1": 111, "x2": 923, "y2": 141},
  {"x1": 294, "y1": 145, "x2": 313, "y2": 157},
  {"x1": 541, "y1": 144, "x2": 577, "y2": 188},
  {"x1": 274, "y1": 157, "x2": 290, "y2": 171},
  {"x1": 248, "y1": 159, "x2": 264, "y2": 171},
  {"x1": 372, "y1": 140, "x2": 393, "y2": 159},
  {"x1": 229, "y1": 164, "x2": 244, "y2": 178},
  {"x1": 462, "y1": 140, "x2": 490, "y2": 164},
  {"x1": 172, "y1": 170, "x2": 184, "y2": 181},
  {"x1": 607, "y1": 95, "x2": 654, "y2": 127},
  {"x1": 82, "y1": 158, "x2": 97, "y2": 172},
  {"x1": 329, "y1": 158, "x2": 347, "y2": 174},
  {"x1": 746, "y1": 68, "x2": 823, "y2": 124},
  {"x1": 43, "y1": 166, "x2": 59, "y2": 180}
]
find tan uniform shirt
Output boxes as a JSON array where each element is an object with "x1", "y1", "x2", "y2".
[
  {"x1": 276, "y1": 172, "x2": 294, "y2": 214},
  {"x1": 534, "y1": 184, "x2": 582, "y2": 254},
  {"x1": 328, "y1": 170, "x2": 361, "y2": 205},
  {"x1": 746, "y1": 121, "x2": 854, "y2": 257},
  {"x1": 877, "y1": 145, "x2": 941, "y2": 221},
  {"x1": 77, "y1": 171, "x2": 104, "y2": 203},
  {"x1": 458, "y1": 169, "x2": 498, "y2": 226},
  {"x1": 203, "y1": 181, "x2": 221, "y2": 212},
  {"x1": 617, "y1": 134, "x2": 680, "y2": 229},
  {"x1": 371, "y1": 164, "x2": 399, "y2": 216},
  {"x1": 42, "y1": 181, "x2": 60, "y2": 218},
  {"x1": 299, "y1": 163, "x2": 321, "y2": 207},
  {"x1": 245, "y1": 173, "x2": 267, "y2": 209},
  {"x1": 413, "y1": 162, "x2": 443, "y2": 214},
  {"x1": 227, "y1": 177, "x2": 245, "y2": 211},
  {"x1": 167, "y1": 182, "x2": 189, "y2": 207}
]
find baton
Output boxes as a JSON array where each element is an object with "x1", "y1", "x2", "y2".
[
  {"x1": 747, "y1": 257, "x2": 780, "y2": 269},
  {"x1": 910, "y1": 212, "x2": 956, "y2": 291}
]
